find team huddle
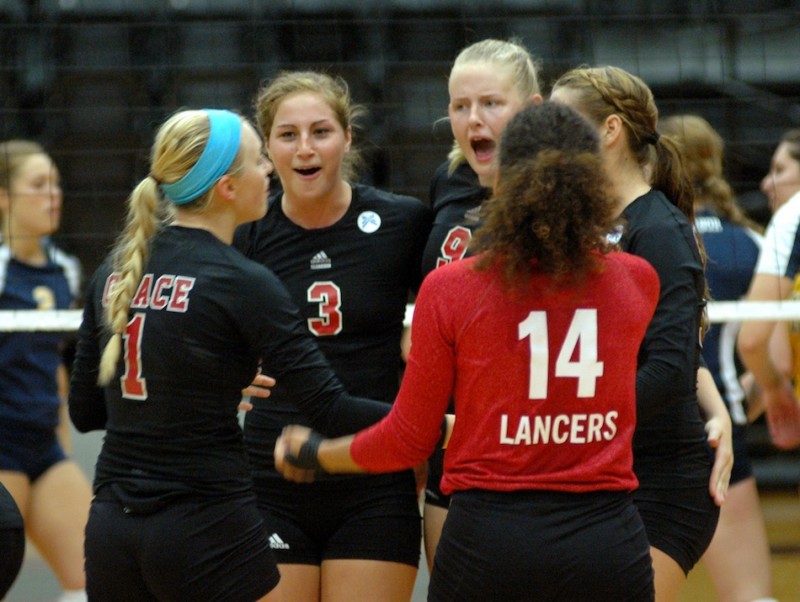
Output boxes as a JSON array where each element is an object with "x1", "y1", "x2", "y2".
[{"x1": 1, "y1": 35, "x2": 798, "y2": 602}]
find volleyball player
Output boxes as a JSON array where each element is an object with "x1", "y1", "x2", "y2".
[
  {"x1": 760, "y1": 129, "x2": 800, "y2": 214},
  {"x1": 232, "y1": 70, "x2": 431, "y2": 602},
  {"x1": 739, "y1": 130, "x2": 800, "y2": 451},
  {"x1": 68, "y1": 109, "x2": 393, "y2": 601},
  {"x1": 661, "y1": 114, "x2": 776, "y2": 602},
  {"x1": 550, "y1": 67, "x2": 732, "y2": 601},
  {"x1": 419, "y1": 38, "x2": 543, "y2": 570},
  {"x1": 0, "y1": 139, "x2": 91, "y2": 602}
]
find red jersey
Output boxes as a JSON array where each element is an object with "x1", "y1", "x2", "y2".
[{"x1": 351, "y1": 252, "x2": 659, "y2": 494}]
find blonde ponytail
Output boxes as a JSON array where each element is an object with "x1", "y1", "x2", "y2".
[{"x1": 97, "y1": 178, "x2": 163, "y2": 385}]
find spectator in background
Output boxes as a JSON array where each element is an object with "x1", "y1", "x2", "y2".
[
  {"x1": 0, "y1": 139, "x2": 91, "y2": 602},
  {"x1": 662, "y1": 114, "x2": 775, "y2": 602}
]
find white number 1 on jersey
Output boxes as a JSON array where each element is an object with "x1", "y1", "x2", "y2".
[{"x1": 518, "y1": 309, "x2": 604, "y2": 399}]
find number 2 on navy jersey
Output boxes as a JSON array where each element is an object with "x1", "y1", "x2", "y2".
[
  {"x1": 121, "y1": 312, "x2": 148, "y2": 400},
  {"x1": 307, "y1": 281, "x2": 343, "y2": 336},
  {"x1": 518, "y1": 309, "x2": 604, "y2": 399},
  {"x1": 437, "y1": 226, "x2": 471, "y2": 268}
]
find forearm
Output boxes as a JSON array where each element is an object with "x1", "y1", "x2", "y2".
[
  {"x1": 318, "y1": 415, "x2": 453, "y2": 473},
  {"x1": 738, "y1": 272, "x2": 794, "y2": 393},
  {"x1": 696, "y1": 365, "x2": 729, "y2": 422},
  {"x1": 56, "y1": 394, "x2": 73, "y2": 454},
  {"x1": 739, "y1": 320, "x2": 786, "y2": 393},
  {"x1": 317, "y1": 435, "x2": 363, "y2": 473}
]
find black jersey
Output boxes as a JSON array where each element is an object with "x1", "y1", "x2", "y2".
[
  {"x1": 233, "y1": 184, "x2": 431, "y2": 475},
  {"x1": 620, "y1": 189, "x2": 709, "y2": 468},
  {"x1": 421, "y1": 160, "x2": 491, "y2": 278},
  {"x1": 69, "y1": 226, "x2": 390, "y2": 501}
]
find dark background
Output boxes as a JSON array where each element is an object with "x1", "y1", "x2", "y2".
[{"x1": 2, "y1": 0, "x2": 799, "y2": 278}]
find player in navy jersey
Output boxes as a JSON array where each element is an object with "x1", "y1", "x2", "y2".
[
  {"x1": 417, "y1": 38, "x2": 544, "y2": 570},
  {"x1": 233, "y1": 70, "x2": 431, "y2": 602},
  {"x1": 739, "y1": 130, "x2": 800, "y2": 451},
  {"x1": 68, "y1": 109, "x2": 392, "y2": 601},
  {"x1": 551, "y1": 67, "x2": 734, "y2": 602},
  {"x1": 275, "y1": 101, "x2": 659, "y2": 602},
  {"x1": 0, "y1": 139, "x2": 91, "y2": 602},
  {"x1": 661, "y1": 115, "x2": 776, "y2": 602}
]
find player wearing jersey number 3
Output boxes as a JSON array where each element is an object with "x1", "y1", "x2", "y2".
[
  {"x1": 234, "y1": 71, "x2": 431, "y2": 602},
  {"x1": 275, "y1": 102, "x2": 659, "y2": 601}
]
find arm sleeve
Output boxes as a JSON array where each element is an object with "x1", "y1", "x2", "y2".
[
  {"x1": 633, "y1": 222, "x2": 705, "y2": 423},
  {"x1": 351, "y1": 270, "x2": 455, "y2": 471},
  {"x1": 245, "y1": 268, "x2": 390, "y2": 436},
  {"x1": 68, "y1": 271, "x2": 109, "y2": 432},
  {"x1": 408, "y1": 201, "x2": 434, "y2": 293}
]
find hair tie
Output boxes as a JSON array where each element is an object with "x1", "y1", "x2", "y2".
[
  {"x1": 148, "y1": 173, "x2": 162, "y2": 185},
  {"x1": 160, "y1": 109, "x2": 242, "y2": 206},
  {"x1": 650, "y1": 131, "x2": 661, "y2": 145}
]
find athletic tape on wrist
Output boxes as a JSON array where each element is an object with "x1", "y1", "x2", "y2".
[{"x1": 285, "y1": 430, "x2": 325, "y2": 473}]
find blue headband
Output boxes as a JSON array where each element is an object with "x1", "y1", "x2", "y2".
[{"x1": 160, "y1": 109, "x2": 242, "y2": 205}]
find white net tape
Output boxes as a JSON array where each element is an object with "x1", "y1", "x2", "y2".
[
  {"x1": 402, "y1": 301, "x2": 800, "y2": 329},
  {"x1": 3, "y1": 300, "x2": 800, "y2": 332}
]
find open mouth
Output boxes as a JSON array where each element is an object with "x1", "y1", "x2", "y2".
[
  {"x1": 471, "y1": 138, "x2": 495, "y2": 162},
  {"x1": 295, "y1": 167, "x2": 321, "y2": 176}
]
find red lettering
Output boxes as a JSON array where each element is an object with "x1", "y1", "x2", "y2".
[
  {"x1": 168, "y1": 277, "x2": 195, "y2": 312},
  {"x1": 151, "y1": 275, "x2": 175, "y2": 310},
  {"x1": 131, "y1": 274, "x2": 154, "y2": 309}
]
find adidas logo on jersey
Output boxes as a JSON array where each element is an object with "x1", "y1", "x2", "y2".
[
  {"x1": 269, "y1": 533, "x2": 290, "y2": 550},
  {"x1": 310, "y1": 250, "x2": 331, "y2": 270}
]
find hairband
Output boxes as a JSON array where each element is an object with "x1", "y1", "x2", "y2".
[{"x1": 160, "y1": 109, "x2": 242, "y2": 206}]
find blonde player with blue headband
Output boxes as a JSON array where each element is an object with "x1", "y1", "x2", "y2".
[{"x1": 68, "y1": 108, "x2": 394, "y2": 601}]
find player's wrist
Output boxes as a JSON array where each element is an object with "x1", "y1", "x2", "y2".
[{"x1": 285, "y1": 430, "x2": 326, "y2": 474}]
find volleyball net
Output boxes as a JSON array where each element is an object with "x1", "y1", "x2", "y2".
[{"x1": 5, "y1": 300, "x2": 800, "y2": 333}]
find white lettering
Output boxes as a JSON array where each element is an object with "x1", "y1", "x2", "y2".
[
  {"x1": 499, "y1": 412, "x2": 621, "y2": 446},
  {"x1": 514, "y1": 416, "x2": 531, "y2": 445},
  {"x1": 499, "y1": 414, "x2": 514, "y2": 444},
  {"x1": 570, "y1": 413, "x2": 587, "y2": 443}
]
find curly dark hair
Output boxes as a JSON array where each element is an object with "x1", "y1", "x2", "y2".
[{"x1": 472, "y1": 102, "x2": 616, "y2": 288}]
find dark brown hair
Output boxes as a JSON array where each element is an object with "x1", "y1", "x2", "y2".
[{"x1": 472, "y1": 102, "x2": 615, "y2": 287}]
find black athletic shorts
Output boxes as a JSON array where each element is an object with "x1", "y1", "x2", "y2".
[
  {"x1": 730, "y1": 423, "x2": 753, "y2": 485},
  {"x1": 85, "y1": 487, "x2": 280, "y2": 601},
  {"x1": 0, "y1": 422, "x2": 66, "y2": 482},
  {"x1": 634, "y1": 474, "x2": 720, "y2": 575},
  {"x1": 0, "y1": 526, "x2": 24, "y2": 599},
  {"x1": 255, "y1": 470, "x2": 421, "y2": 567},
  {"x1": 428, "y1": 489, "x2": 654, "y2": 602},
  {"x1": 424, "y1": 448, "x2": 450, "y2": 510},
  {"x1": 0, "y1": 482, "x2": 25, "y2": 600}
]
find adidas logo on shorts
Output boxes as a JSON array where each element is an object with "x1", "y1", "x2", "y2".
[{"x1": 269, "y1": 533, "x2": 290, "y2": 550}]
